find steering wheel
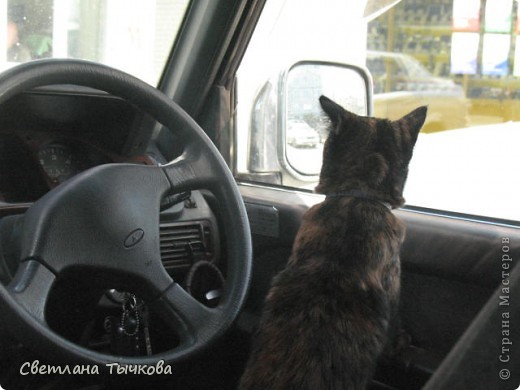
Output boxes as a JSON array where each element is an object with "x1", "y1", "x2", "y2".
[{"x1": 0, "y1": 60, "x2": 252, "y2": 368}]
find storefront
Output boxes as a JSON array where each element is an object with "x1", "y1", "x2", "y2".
[{"x1": 368, "y1": 0, "x2": 520, "y2": 125}]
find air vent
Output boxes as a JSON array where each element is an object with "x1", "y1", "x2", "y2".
[{"x1": 159, "y1": 221, "x2": 213, "y2": 271}]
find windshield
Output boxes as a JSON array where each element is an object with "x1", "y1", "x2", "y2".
[{"x1": 2, "y1": 0, "x2": 191, "y2": 86}]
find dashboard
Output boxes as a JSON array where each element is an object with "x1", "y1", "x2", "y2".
[
  {"x1": 0, "y1": 88, "x2": 223, "y2": 316},
  {"x1": 0, "y1": 90, "x2": 154, "y2": 204}
]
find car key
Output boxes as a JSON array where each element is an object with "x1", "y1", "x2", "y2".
[{"x1": 139, "y1": 304, "x2": 153, "y2": 355}]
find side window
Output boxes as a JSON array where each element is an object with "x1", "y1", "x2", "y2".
[{"x1": 236, "y1": 0, "x2": 518, "y2": 222}]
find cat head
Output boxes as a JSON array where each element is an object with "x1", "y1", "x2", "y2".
[{"x1": 315, "y1": 95, "x2": 427, "y2": 208}]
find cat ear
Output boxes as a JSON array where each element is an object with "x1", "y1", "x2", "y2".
[
  {"x1": 397, "y1": 106, "x2": 428, "y2": 144},
  {"x1": 319, "y1": 95, "x2": 346, "y2": 126}
]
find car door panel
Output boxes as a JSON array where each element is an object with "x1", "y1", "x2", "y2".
[
  {"x1": 400, "y1": 210, "x2": 513, "y2": 288},
  {"x1": 238, "y1": 183, "x2": 520, "y2": 388}
]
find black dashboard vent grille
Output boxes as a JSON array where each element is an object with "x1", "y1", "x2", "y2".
[{"x1": 159, "y1": 221, "x2": 211, "y2": 271}]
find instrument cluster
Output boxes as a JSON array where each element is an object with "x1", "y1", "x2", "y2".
[
  {"x1": 0, "y1": 90, "x2": 153, "y2": 205},
  {"x1": 37, "y1": 142, "x2": 111, "y2": 186},
  {"x1": 0, "y1": 131, "x2": 150, "y2": 204}
]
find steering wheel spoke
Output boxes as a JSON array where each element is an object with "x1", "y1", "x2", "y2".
[
  {"x1": 8, "y1": 260, "x2": 55, "y2": 325},
  {"x1": 151, "y1": 283, "x2": 215, "y2": 345},
  {"x1": 162, "y1": 145, "x2": 219, "y2": 192}
]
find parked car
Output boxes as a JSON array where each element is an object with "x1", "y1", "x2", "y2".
[
  {"x1": 286, "y1": 120, "x2": 319, "y2": 148},
  {"x1": 367, "y1": 51, "x2": 469, "y2": 132}
]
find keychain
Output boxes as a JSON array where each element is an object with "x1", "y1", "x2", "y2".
[
  {"x1": 104, "y1": 293, "x2": 153, "y2": 356},
  {"x1": 121, "y1": 293, "x2": 140, "y2": 337}
]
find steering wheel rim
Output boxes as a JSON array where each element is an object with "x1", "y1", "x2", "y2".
[{"x1": 0, "y1": 59, "x2": 252, "y2": 368}]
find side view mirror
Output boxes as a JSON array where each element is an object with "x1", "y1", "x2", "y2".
[{"x1": 248, "y1": 61, "x2": 372, "y2": 186}]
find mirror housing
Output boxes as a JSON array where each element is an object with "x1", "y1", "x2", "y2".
[{"x1": 247, "y1": 60, "x2": 372, "y2": 187}]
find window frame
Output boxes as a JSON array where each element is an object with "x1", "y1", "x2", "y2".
[{"x1": 221, "y1": 0, "x2": 519, "y2": 225}]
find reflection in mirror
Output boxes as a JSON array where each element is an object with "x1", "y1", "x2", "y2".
[{"x1": 286, "y1": 62, "x2": 369, "y2": 176}]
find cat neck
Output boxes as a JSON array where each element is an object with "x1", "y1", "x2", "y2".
[{"x1": 324, "y1": 189, "x2": 393, "y2": 210}]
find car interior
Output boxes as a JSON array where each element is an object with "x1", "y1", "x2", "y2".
[{"x1": 0, "y1": 0, "x2": 519, "y2": 389}]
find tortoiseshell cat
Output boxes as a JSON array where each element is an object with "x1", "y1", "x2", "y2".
[{"x1": 239, "y1": 96, "x2": 427, "y2": 390}]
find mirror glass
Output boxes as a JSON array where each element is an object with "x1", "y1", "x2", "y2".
[{"x1": 286, "y1": 63, "x2": 369, "y2": 176}]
